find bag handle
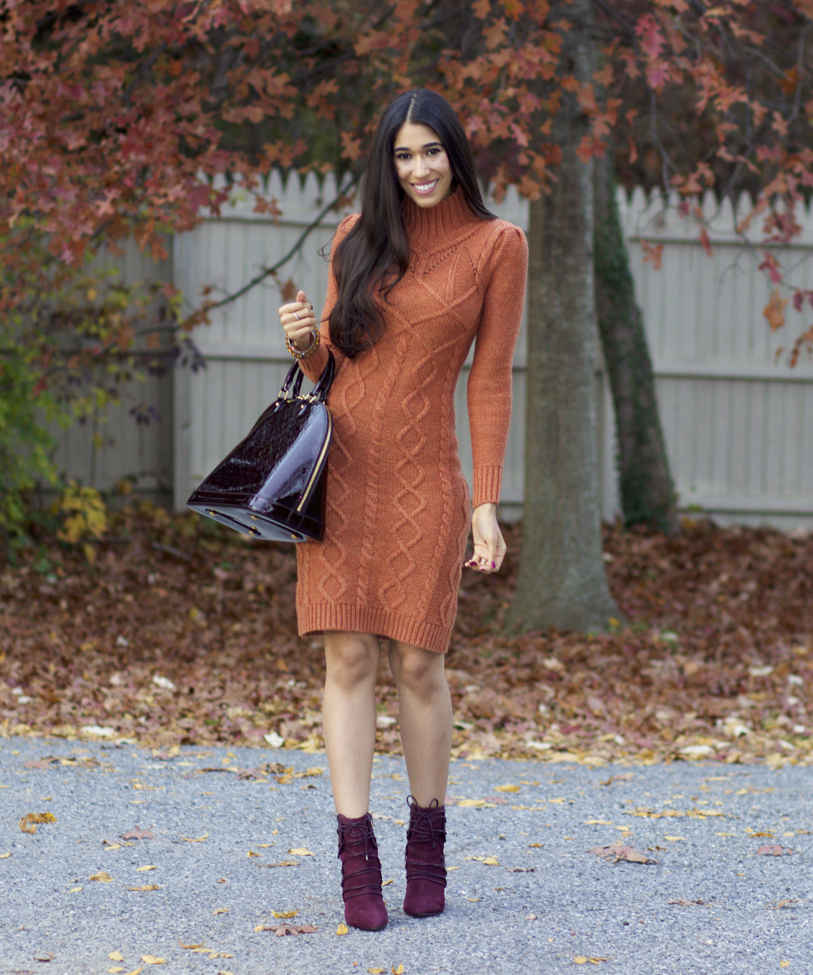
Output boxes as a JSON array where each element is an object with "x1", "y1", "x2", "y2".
[
  {"x1": 277, "y1": 347, "x2": 335, "y2": 403},
  {"x1": 311, "y1": 348, "x2": 335, "y2": 403}
]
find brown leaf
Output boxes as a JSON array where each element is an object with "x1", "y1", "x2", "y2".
[
  {"x1": 89, "y1": 871, "x2": 113, "y2": 882},
  {"x1": 588, "y1": 844, "x2": 658, "y2": 864},
  {"x1": 258, "y1": 923, "x2": 318, "y2": 936},
  {"x1": 128, "y1": 884, "x2": 159, "y2": 891},
  {"x1": 120, "y1": 827, "x2": 154, "y2": 841}
]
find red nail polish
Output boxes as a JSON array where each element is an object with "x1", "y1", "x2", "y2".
[{"x1": 491, "y1": 561, "x2": 496, "y2": 569}]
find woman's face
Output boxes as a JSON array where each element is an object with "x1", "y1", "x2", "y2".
[{"x1": 393, "y1": 122, "x2": 454, "y2": 208}]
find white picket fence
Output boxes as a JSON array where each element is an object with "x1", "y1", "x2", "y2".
[{"x1": 52, "y1": 171, "x2": 813, "y2": 528}]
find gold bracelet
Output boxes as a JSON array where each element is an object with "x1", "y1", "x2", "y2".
[{"x1": 286, "y1": 329, "x2": 320, "y2": 360}]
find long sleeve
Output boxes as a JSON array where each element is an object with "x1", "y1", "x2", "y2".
[
  {"x1": 298, "y1": 213, "x2": 359, "y2": 384},
  {"x1": 467, "y1": 224, "x2": 528, "y2": 507}
]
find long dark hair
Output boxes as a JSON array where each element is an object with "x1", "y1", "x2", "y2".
[{"x1": 329, "y1": 89, "x2": 494, "y2": 358}]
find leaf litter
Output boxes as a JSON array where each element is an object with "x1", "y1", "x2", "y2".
[{"x1": 1, "y1": 512, "x2": 811, "y2": 768}]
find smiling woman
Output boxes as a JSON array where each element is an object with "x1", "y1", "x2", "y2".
[
  {"x1": 393, "y1": 124, "x2": 453, "y2": 207},
  {"x1": 277, "y1": 88, "x2": 528, "y2": 933}
]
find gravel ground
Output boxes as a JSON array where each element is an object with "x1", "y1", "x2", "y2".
[{"x1": 1, "y1": 737, "x2": 811, "y2": 975}]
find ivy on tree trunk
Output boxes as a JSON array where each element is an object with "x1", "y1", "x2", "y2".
[
  {"x1": 507, "y1": 0, "x2": 621, "y2": 635},
  {"x1": 593, "y1": 152, "x2": 679, "y2": 535}
]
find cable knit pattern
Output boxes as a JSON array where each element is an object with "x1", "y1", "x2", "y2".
[{"x1": 295, "y1": 189, "x2": 527, "y2": 653}]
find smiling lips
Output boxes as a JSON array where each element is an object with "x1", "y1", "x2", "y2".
[{"x1": 411, "y1": 179, "x2": 439, "y2": 196}]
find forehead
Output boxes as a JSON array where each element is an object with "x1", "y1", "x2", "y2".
[{"x1": 393, "y1": 122, "x2": 442, "y2": 151}]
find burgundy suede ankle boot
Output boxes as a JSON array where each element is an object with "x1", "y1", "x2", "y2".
[
  {"x1": 403, "y1": 796, "x2": 447, "y2": 917},
  {"x1": 336, "y1": 812, "x2": 388, "y2": 931}
]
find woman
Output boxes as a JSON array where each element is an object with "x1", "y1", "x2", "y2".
[{"x1": 278, "y1": 89, "x2": 527, "y2": 931}]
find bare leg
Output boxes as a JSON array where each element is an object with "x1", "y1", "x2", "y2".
[
  {"x1": 388, "y1": 641, "x2": 452, "y2": 806},
  {"x1": 322, "y1": 631, "x2": 380, "y2": 818}
]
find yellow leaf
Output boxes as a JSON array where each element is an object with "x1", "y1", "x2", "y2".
[
  {"x1": 781, "y1": 963, "x2": 791, "y2": 969},
  {"x1": 181, "y1": 833, "x2": 208, "y2": 842},
  {"x1": 68, "y1": 886, "x2": 83, "y2": 893},
  {"x1": 336, "y1": 923, "x2": 349, "y2": 935},
  {"x1": 136, "y1": 865, "x2": 156, "y2": 872},
  {"x1": 257, "y1": 843, "x2": 272, "y2": 848},
  {"x1": 247, "y1": 850, "x2": 260, "y2": 857},
  {"x1": 213, "y1": 907, "x2": 229, "y2": 915},
  {"x1": 369, "y1": 969, "x2": 384, "y2": 974},
  {"x1": 392, "y1": 966, "x2": 405, "y2": 975},
  {"x1": 108, "y1": 969, "x2": 124, "y2": 974},
  {"x1": 178, "y1": 941, "x2": 205, "y2": 949},
  {"x1": 140, "y1": 957, "x2": 166, "y2": 965},
  {"x1": 665, "y1": 836, "x2": 686, "y2": 842},
  {"x1": 457, "y1": 799, "x2": 487, "y2": 807},
  {"x1": 272, "y1": 910, "x2": 298, "y2": 919},
  {"x1": 495, "y1": 784, "x2": 521, "y2": 792},
  {"x1": 382, "y1": 878, "x2": 394, "y2": 886},
  {"x1": 482, "y1": 857, "x2": 499, "y2": 866},
  {"x1": 109, "y1": 952, "x2": 125, "y2": 962},
  {"x1": 123, "y1": 968, "x2": 142, "y2": 975},
  {"x1": 584, "y1": 820, "x2": 612, "y2": 825},
  {"x1": 574, "y1": 959, "x2": 588, "y2": 966},
  {"x1": 90, "y1": 871, "x2": 113, "y2": 882},
  {"x1": 0, "y1": 852, "x2": 10, "y2": 859},
  {"x1": 288, "y1": 847, "x2": 314, "y2": 856},
  {"x1": 528, "y1": 843, "x2": 543, "y2": 848},
  {"x1": 128, "y1": 884, "x2": 159, "y2": 891}
]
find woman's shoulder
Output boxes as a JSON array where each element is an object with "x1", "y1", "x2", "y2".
[
  {"x1": 335, "y1": 212, "x2": 361, "y2": 243},
  {"x1": 476, "y1": 218, "x2": 528, "y2": 271}
]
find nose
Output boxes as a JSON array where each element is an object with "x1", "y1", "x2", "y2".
[{"x1": 412, "y1": 154, "x2": 429, "y2": 179}]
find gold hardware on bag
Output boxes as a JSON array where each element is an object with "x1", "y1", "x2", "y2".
[
  {"x1": 249, "y1": 527, "x2": 260, "y2": 536},
  {"x1": 290, "y1": 533, "x2": 297, "y2": 540},
  {"x1": 208, "y1": 509, "x2": 216, "y2": 516}
]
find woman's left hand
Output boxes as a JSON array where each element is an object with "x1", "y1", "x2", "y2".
[{"x1": 466, "y1": 502, "x2": 506, "y2": 574}]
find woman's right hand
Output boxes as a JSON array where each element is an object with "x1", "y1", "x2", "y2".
[{"x1": 279, "y1": 289, "x2": 317, "y2": 351}]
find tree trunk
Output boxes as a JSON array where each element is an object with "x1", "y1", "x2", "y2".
[
  {"x1": 506, "y1": 0, "x2": 621, "y2": 634},
  {"x1": 593, "y1": 152, "x2": 680, "y2": 535}
]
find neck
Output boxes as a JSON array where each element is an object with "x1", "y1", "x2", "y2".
[{"x1": 402, "y1": 187, "x2": 479, "y2": 237}]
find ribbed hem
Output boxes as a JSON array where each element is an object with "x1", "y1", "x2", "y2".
[
  {"x1": 472, "y1": 466, "x2": 503, "y2": 508},
  {"x1": 402, "y1": 187, "x2": 479, "y2": 238},
  {"x1": 299, "y1": 604, "x2": 451, "y2": 654}
]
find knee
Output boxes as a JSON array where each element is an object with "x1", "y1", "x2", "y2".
[
  {"x1": 325, "y1": 634, "x2": 379, "y2": 689},
  {"x1": 392, "y1": 647, "x2": 447, "y2": 700}
]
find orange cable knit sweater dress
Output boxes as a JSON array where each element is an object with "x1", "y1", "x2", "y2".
[{"x1": 297, "y1": 189, "x2": 528, "y2": 653}]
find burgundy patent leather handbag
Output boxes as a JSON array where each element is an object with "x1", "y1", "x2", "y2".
[{"x1": 187, "y1": 350, "x2": 335, "y2": 542}]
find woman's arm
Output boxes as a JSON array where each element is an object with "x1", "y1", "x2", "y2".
[
  {"x1": 465, "y1": 225, "x2": 528, "y2": 573},
  {"x1": 277, "y1": 213, "x2": 359, "y2": 383}
]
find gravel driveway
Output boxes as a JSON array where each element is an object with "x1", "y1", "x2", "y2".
[{"x1": 1, "y1": 737, "x2": 810, "y2": 974}]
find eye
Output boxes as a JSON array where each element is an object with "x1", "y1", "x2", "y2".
[{"x1": 395, "y1": 153, "x2": 411, "y2": 161}]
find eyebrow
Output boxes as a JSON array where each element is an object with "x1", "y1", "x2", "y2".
[{"x1": 394, "y1": 141, "x2": 443, "y2": 152}]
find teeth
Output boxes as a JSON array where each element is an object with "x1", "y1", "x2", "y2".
[{"x1": 413, "y1": 181, "x2": 438, "y2": 191}]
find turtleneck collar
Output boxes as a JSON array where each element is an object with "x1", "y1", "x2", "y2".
[{"x1": 402, "y1": 186, "x2": 481, "y2": 239}]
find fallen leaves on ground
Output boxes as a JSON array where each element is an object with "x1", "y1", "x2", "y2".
[
  {"x1": 757, "y1": 845, "x2": 793, "y2": 856},
  {"x1": 181, "y1": 833, "x2": 208, "y2": 842},
  {"x1": 336, "y1": 923, "x2": 348, "y2": 935},
  {"x1": 574, "y1": 958, "x2": 608, "y2": 965},
  {"x1": 128, "y1": 884, "x2": 159, "y2": 891},
  {"x1": 89, "y1": 871, "x2": 113, "y2": 882},
  {"x1": 1, "y1": 510, "x2": 811, "y2": 767},
  {"x1": 140, "y1": 957, "x2": 166, "y2": 965},
  {"x1": 19, "y1": 811, "x2": 57, "y2": 833},
  {"x1": 588, "y1": 844, "x2": 658, "y2": 864}
]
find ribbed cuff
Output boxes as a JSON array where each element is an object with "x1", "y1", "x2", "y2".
[{"x1": 472, "y1": 466, "x2": 503, "y2": 507}]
